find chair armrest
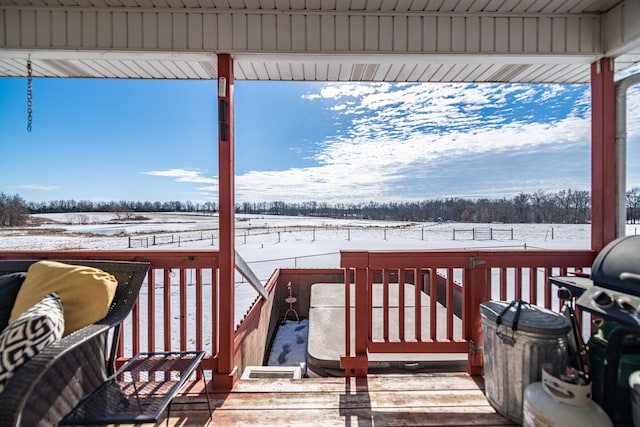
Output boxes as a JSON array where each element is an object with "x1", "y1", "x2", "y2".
[{"x1": 0, "y1": 323, "x2": 110, "y2": 427}]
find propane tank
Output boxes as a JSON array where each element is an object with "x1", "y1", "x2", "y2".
[{"x1": 523, "y1": 364, "x2": 612, "y2": 427}]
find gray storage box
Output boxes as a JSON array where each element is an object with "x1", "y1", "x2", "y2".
[{"x1": 481, "y1": 300, "x2": 570, "y2": 425}]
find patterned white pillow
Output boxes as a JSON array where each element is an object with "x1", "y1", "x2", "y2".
[{"x1": 0, "y1": 292, "x2": 64, "y2": 394}]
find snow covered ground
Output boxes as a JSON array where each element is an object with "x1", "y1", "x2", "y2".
[
  {"x1": 2, "y1": 212, "x2": 637, "y2": 357},
  {"x1": 2, "y1": 212, "x2": 601, "y2": 293}
]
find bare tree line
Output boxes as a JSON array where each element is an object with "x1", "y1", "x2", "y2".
[
  {"x1": 238, "y1": 189, "x2": 593, "y2": 223},
  {"x1": 628, "y1": 187, "x2": 640, "y2": 224},
  {"x1": 1, "y1": 187, "x2": 640, "y2": 227},
  {"x1": 0, "y1": 193, "x2": 30, "y2": 227},
  {"x1": 26, "y1": 199, "x2": 217, "y2": 215}
]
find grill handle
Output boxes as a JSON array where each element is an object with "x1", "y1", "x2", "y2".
[{"x1": 620, "y1": 272, "x2": 640, "y2": 286}]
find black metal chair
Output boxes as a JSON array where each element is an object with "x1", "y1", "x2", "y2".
[{"x1": 0, "y1": 259, "x2": 150, "y2": 427}]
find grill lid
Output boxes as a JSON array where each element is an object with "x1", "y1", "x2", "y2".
[{"x1": 591, "y1": 235, "x2": 640, "y2": 297}]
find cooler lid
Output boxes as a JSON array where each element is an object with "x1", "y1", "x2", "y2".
[{"x1": 480, "y1": 300, "x2": 570, "y2": 335}]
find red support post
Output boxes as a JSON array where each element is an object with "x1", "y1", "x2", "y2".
[
  {"x1": 214, "y1": 53, "x2": 238, "y2": 389},
  {"x1": 591, "y1": 57, "x2": 617, "y2": 251}
]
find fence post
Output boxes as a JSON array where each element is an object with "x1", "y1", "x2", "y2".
[
  {"x1": 453, "y1": 229, "x2": 456, "y2": 240},
  {"x1": 128, "y1": 236, "x2": 131, "y2": 248},
  {"x1": 422, "y1": 227, "x2": 424, "y2": 240},
  {"x1": 490, "y1": 228, "x2": 493, "y2": 240},
  {"x1": 473, "y1": 228, "x2": 476, "y2": 240},
  {"x1": 384, "y1": 228, "x2": 387, "y2": 240},
  {"x1": 348, "y1": 228, "x2": 351, "y2": 241}
]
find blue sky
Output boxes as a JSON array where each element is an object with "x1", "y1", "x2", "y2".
[{"x1": 1, "y1": 72, "x2": 639, "y2": 205}]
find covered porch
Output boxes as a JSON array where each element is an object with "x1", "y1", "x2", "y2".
[
  {"x1": 0, "y1": 246, "x2": 593, "y2": 425},
  {"x1": 2, "y1": 1, "x2": 640, "y2": 425},
  {"x1": 0, "y1": 246, "x2": 595, "y2": 426}
]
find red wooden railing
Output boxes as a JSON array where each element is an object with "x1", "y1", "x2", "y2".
[
  {"x1": 340, "y1": 249, "x2": 598, "y2": 377},
  {"x1": 0, "y1": 250, "x2": 228, "y2": 376},
  {"x1": 1, "y1": 248, "x2": 600, "y2": 383}
]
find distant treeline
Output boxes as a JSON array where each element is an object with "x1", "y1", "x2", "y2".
[
  {"x1": 26, "y1": 199, "x2": 217, "y2": 215},
  {"x1": 2, "y1": 187, "x2": 640, "y2": 227},
  {"x1": 237, "y1": 189, "x2": 592, "y2": 224}
]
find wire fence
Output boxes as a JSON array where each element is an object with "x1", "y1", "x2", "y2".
[
  {"x1": 127, "y1": 224, "x2": 580, "y2": 249},
  {"x1": 452, "y1": 227, "x2": 514, "y2": 240}
]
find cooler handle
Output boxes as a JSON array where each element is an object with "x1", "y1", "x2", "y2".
[{"x1": 496, "y1": 299, "x2": 527, "y2": 332}]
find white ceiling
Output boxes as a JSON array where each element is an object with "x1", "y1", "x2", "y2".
[{"x1": 1, "y1": 0, "x2": 639, "y2": 83}]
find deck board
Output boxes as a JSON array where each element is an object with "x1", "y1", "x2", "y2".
[{"x1": 132, "y1": 373, "x2": 518, "y2": 426}]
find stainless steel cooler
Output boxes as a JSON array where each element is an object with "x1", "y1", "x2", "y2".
[{"x1": 480, "y1": 300, "x2": 571, "y2": 425}]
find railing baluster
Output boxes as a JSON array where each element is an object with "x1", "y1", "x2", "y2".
[
  {"x1": 515, "y1": 267, "x2": 522, "y2": 300},
  {"x1": 446, "y1": 268, "x2": 454, "y2": 340},
  {"x1": 344, "y1": 269, "x2": 352, "y2": 359},
  {"x1": 544, "y1": 267, "x2": 552, "y2": 309},
  {"x1": 414, "y1": 268, "x2": 421, "y2": 342},
  {"x1": 147, "y1": 269, "x2": 156, "y2": 352},
  {"x1": 132, "y1": 291, "x2": 140, "y2": 355},
  {"x1": 180, "y1": 268, "x2": 187, "y2": 351},
  {"x1": 530, "y1": 267, "x2": 538, "y2": 305},
  {"x1": 399, "y1": 268, "x2": 405, "y2": 342},
  {"x1": 163, "y1": 269, "x2": 172, "y2": 351},
  {"x1": 500, "y1": 268, "x2": 507, "y2": 300},
  {"x1": 429, "y1": 268, "x2": 437, "y2": 341},
  {"x1": 212, "y1": 267, "x2": 219, "y2": 359},
  {"x1": 196, "y1": 268, "x2": 203, "y2": 353},
  {"x1": 368, "y1": 268, "x2": 374, "y2": 341},
  {"x1": 195, "y1": 268, "x2": 203, "y2": 379},
  {"x1": 383, "y1": 269, "x2": 389, "y2": 342}
]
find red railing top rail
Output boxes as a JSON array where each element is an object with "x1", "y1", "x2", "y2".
[
  {"x1": 341, "y1": 249, "x2": 598, "y2": 269},
  {"x1": 0, "y1": 250, "x2": 219, "y2": 269}
]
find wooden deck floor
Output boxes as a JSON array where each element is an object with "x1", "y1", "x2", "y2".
[{"x1": 153, "y1": 373, "x2": 517, "y2": 426}]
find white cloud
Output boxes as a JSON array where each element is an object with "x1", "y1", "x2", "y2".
[
  {"x1": 11, "y1": 184, "x2": 59, "y2": 191},
  {"x1": 627, "y1": 85, "x2": 640, "y2": 136},
  {"x1": 303, "y1": 84, "x2": 380, "y2": 101},
  {"x1": 236, "y1": 82, "x2": 592, "y2": 203},
  {"x1": 150, "y1": 82, "x2": 600, "y2": 204},
  {"x1": 144, "y1": 169, "x2": 217, "y2": 185},
  {"x1": 236, "y1": 114, "x2": 590, "y2": 203}
]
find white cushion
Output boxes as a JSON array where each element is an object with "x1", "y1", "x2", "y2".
[{"x1": 0, "y1": 293, "x2": 64, "y2": 394}]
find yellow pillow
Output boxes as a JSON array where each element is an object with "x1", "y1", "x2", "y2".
[{"x1": 9, "y1": 261, "x2": 118, "y2": 336}]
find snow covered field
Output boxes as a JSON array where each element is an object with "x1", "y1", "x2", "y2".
[
  {"x1": 1, "y1": 211, "x2": 601, "y2": 290},
  {"x1": 2, "y1": 212, "x2": 637, "y2": 352}
]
